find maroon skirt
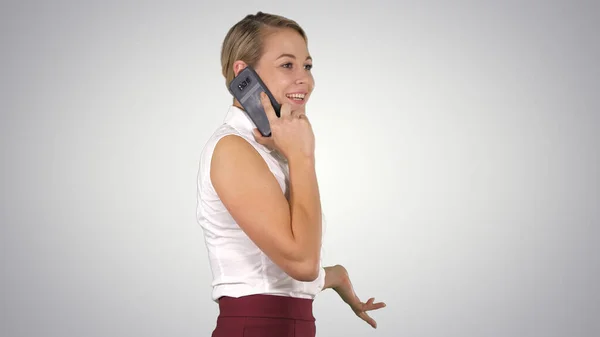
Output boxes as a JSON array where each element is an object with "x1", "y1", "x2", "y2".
[{"x1": 211, "y1": 294, "x2": 316, "y2": 337}]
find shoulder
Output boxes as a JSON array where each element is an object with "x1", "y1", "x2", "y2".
[
  {"x1": 198, "y1": 117, "x2": 277, "y2": 196},
  {"x1": 211, "y1": 133, "x2": 270, "y2": 183},
  {"x1": 200, "y1": 124, "x2": 246, "y2": 165},
  {"x1": 213, "y1": 133, "x2": 254, "y2": 155},
  {"x1": 198, "y1": 124, "x2": 247, "y2": 188}
]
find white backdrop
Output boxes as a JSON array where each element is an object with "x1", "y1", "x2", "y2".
[{"x1": 1, "y1": 1, "x2": 599, "y2": 336}]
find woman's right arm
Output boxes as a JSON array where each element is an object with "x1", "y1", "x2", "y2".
[{"x1": 210, "y1": 132, "x2": 323, "y2": 281}]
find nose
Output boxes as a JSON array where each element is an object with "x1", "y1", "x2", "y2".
[{"x1": 294, "y1": 68, "x2": 310, "y2": 85}]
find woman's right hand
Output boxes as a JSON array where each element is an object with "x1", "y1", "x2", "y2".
[
  {"x1": 328, "y1": 265, "x2": 386, "y2": 329},
  {"x1": 253, "y1": 91, "x2": 315, "y2": 161}
]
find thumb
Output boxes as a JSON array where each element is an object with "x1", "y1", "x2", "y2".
[
  {"x1": 253, "y1": 128, "x2": 275, "y2": 151},
  {"x1": 252, "y1": 128, "x2": 268, "y2": 144}
]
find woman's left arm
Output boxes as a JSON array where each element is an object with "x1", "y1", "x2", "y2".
[{"x1": 322, "y1": 265, "x2": 386, "y2": 329}]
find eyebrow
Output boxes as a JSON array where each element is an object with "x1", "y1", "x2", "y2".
[{"x1": 276, "y1": 53, "x2": 312, "y2": 61}]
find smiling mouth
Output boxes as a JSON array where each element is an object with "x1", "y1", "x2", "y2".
[{"x1": 285, "y1": 93, "x2": 306, "y2": 101}]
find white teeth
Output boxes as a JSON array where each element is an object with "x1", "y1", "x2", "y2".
[{"x1": 286, "y1": 93, "x2": 305, "y2": 100}]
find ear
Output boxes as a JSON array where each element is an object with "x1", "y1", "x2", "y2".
[{"x1": 232, "y1": 60, "x2": 248, "y2": 77}]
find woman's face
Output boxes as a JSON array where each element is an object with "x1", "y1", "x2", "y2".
[{"x1": 236, "y1": 28, "x2": 315, "y2": 112}]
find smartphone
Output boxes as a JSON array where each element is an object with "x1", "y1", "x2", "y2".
[{"x1": 228, "y1": 67, "x2": 281, "y2": 137}]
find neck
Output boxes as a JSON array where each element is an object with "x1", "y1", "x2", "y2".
[{"x1": 232, "y1": 99, "x2": 244, "y2": 111}]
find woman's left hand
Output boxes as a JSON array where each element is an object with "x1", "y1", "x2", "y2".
[{"x1": 324, "y1": 265, "x2": 386, "y2": 328}]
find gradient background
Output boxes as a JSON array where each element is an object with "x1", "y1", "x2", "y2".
[{"x1": 1, "y1": 1, "x2": 599, "y2": 336}]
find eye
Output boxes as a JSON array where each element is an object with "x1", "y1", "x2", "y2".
[{"x1": 280, "y1": 62, "x2": 313, "y2": 70}]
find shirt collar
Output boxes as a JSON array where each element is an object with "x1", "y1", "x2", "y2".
[{"x1": 223, "y1": 105, "x2": 275, "y2": 154}]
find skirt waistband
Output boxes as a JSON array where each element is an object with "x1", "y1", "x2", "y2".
[{"x1": 217, "y1": 294, "x2": 315, "y2": 321}]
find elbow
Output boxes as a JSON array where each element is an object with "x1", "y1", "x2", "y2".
[{"x1": 287, "y1": 258, "x2": 320, "y2": 282}]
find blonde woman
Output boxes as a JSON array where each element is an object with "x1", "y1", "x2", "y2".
[{"x1": 196, "y1": 11, "x2": 386, "y2": 336}]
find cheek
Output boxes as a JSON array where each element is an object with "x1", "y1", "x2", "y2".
[
  {"x1": 261, "y1": 81, "x2": 280, "y2": 101},
  {"x1": 308, "y1": 75, "x2": 315, "y2": 92},
  {"x1": 273, "y1": 79, "x2": 291, "y2": 102},
  {"x1": 262, "y1": 76, "x2": 283, "y2": 95}
]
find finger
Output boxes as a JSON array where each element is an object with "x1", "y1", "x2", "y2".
[
  {"x1": 366, "y1": 302, "x2": 386, "y2": 311},
  {"x1": 296, "y1": 112, "x2": 308, "y2": 120},
  {"x1": 290, "y1": 106, "x2": 306, "y2": 118},
  {"x1": 297, "y1": 113, "x2": 311, "y2": 125},
  {"x1": 259, "y1": 92, "x2": 277, "y2": 120},
  {"x1": 290, "y1": 112, "x2": 306, "y2": 122},
  {"x1": 279, "y1": 102, "x2": 293, "y2": 118},
  {"x1": 253, "y1": 129, "x2": 275, "y2": 150},
  {"x1": 252, "y1": 128, "x2": 269, "y2": 144},
  {"x1": 364, "y1": 298, "x2": 384, "y2": 308},
  {"x1": 358, "y1": 312, "x2": 377, "y2": 329},
  {"x1": 375, "y1": 300, "x2": 386, "y2": 307}
]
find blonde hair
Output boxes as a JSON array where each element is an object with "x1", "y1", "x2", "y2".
[{"x1": 220, "y1": 11, "x2": 307, "y2": 89}]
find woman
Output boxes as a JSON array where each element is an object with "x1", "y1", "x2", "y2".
[{"x1": 196, "y1": 11, "x2": 385, "y2": 336}]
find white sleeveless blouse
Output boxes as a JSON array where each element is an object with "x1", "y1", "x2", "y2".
[{"x1": 196, "y1": 105, "x2": 326, "y2": 302}]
